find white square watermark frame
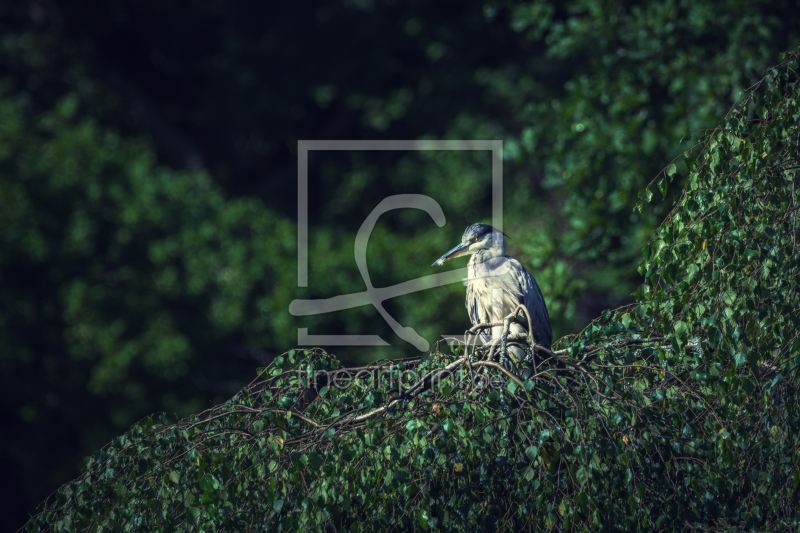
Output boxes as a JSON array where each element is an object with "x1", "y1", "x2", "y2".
[{"x1": 291, "y1": 140, "x2": 503, "y2": 350}]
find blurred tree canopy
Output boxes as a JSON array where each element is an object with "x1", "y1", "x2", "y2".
[{"x1": 1, "y1": 0, "x2": 799, "y2": 529}]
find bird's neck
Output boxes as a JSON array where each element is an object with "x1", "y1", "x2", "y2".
[{"x1": 470, "y1": 247, "x2": 506, "y2": 265}]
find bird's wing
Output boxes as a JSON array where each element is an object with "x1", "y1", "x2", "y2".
[{"x1": 512, "y1": 258, "x2": 553, "y2": 349}]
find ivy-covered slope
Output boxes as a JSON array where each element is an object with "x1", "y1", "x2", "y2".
[{"x1": 26, "y1": 49, "x2": 800, "y2": 532}]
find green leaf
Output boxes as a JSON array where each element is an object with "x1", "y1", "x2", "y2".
[
  {"x1": 666, "y1": 163, "x2": 677, "y2": 177},
  {"x1": 417, "y1": 509, "x2": 431, "y2": 531},
  {"x1": 708, "y1": 326, "x2": 723, "y2": 346},
  {"x1": 442, "y1": 419, "x2": 454, "y2": 434},
  {"x1": 202, "y1": 474, "x2": 219, "y2": 492},
  {"x1": 406, "y1": 420, "x2": 418, "y2": 432},
  {"x1": 674, "y1": 321, "x2": 689, "y2": 342},
  {"x1": 576, "y1": 467, "x2": 589, "y2": 486},
  {"x1": 393, "y1": 470, "x2": 410, "y2": 483},
  {"x1": 525, "y1": 445, "x2": 539, "y2": 461},
  {"x1": 292, "y1": 453, "x2": 309, "y2": 468},
  {"x1": 539, "y1": 429, "x2": 551, "y2": 444},
  {"x1": 721, "y1": 289, "x2": 736, "y2": 305},
  {"x1": 169, "y1": 471, "x2": 180, "y2": 484},
  {"x1": 507, "y1": 380, "x2": 519, "y2": 394},
  {"x1": 307, "y1": 451, "x2": 324, "y2": 468},
  {"x1": 734, "y1": 353, "x2": 747, "y2": 368}
]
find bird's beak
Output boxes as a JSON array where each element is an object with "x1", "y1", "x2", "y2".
[{"x1": 432, "y1": 242, "x2": 470, "y2": 266}]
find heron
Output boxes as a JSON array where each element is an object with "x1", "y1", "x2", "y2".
[{"x1": 432, "y1": 223, "x2": 552, "y2": 373}]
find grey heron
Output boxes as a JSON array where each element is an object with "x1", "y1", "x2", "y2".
[{"x1": 432, "y1": 223, "x2": 552, "y2": 371}]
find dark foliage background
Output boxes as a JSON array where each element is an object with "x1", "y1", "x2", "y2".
[{"x1": 1, "y1": 0, "x2": 799, "y2": 530}]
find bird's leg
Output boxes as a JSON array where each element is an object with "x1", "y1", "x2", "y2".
[
  {"x1": 510, "y1": 305, "x2": 533, "y2": 344},
  {"x1": 500, "y1": 313, "x2": 535, "y2": 376},
  {"x1": 499, "y1": 314, "x2": 513, "y2": 360},
  {"x1": 509, "y1": 305, "x2": 538, "y2": 380},
  {"x1": 487, "y1": 314, "x2": 513, "y2": 363}
]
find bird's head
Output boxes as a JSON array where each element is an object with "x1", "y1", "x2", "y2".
[{"x1": 431, "y1": 223, "x2": 507, "y2": 266}]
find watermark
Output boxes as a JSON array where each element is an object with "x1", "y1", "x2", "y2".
[
  {"x1": 294, "y1": 366, "x2": 511, "y2": 396},
  {"x1": 289, "y1": 140, "x2": 503, "y2": 351}
]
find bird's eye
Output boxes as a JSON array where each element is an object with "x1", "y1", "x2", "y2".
[{"x1": 472, "y1": 237, "x2": 478, "y2": 242}]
